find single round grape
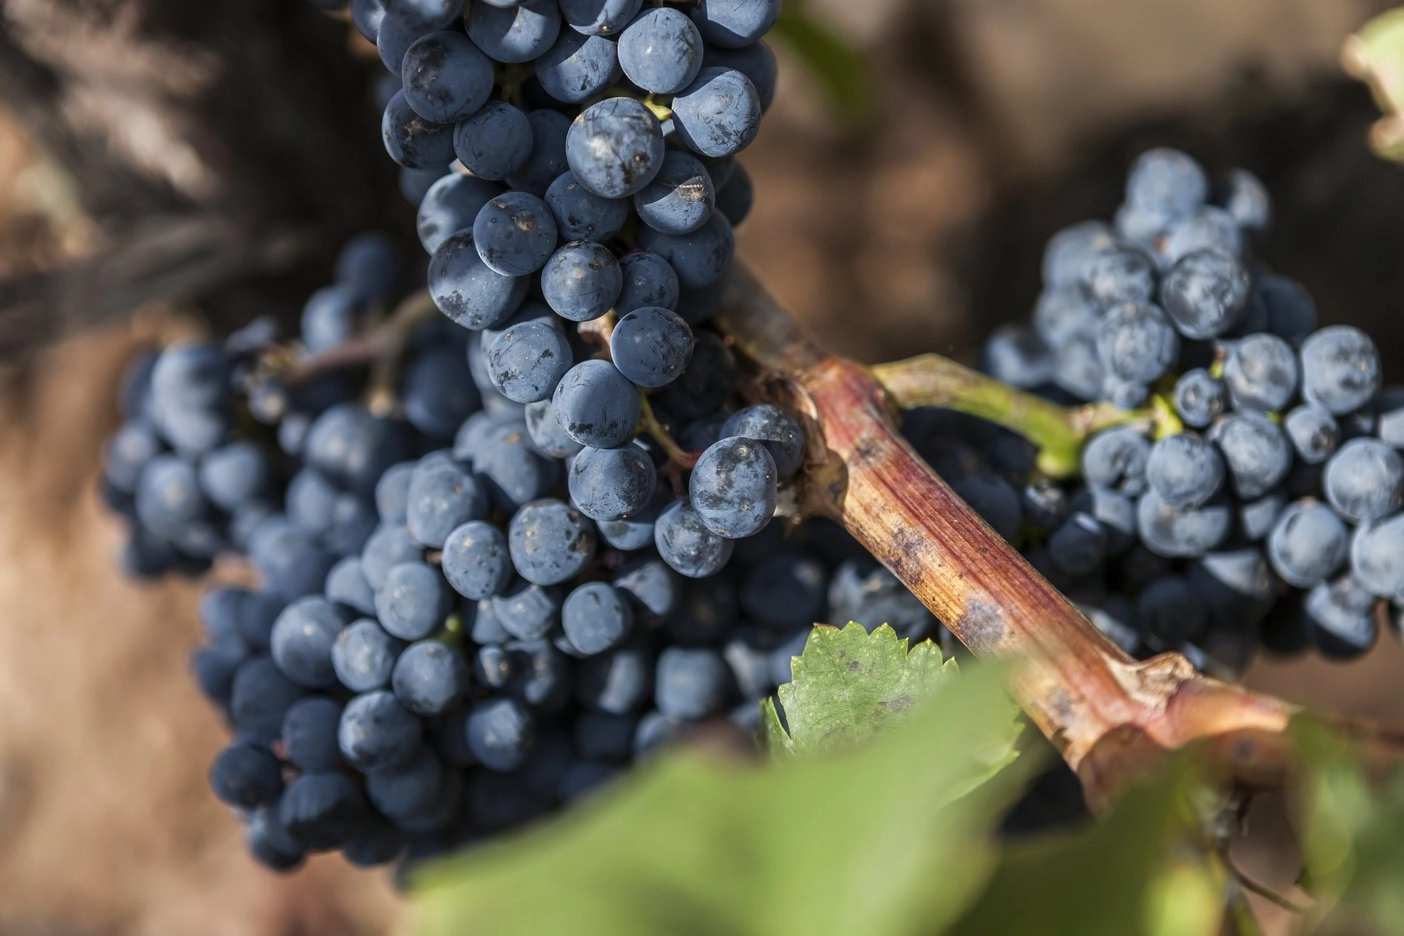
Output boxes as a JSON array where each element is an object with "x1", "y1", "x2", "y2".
[
  {"x1": 405, "y1": 458, "x2": 488, "y2": 549},
  {"x1": 568, "y1": 445, "x2": 658, "y2": 522},
  {"x1": 720, "y1": 405, "x2": 805, "y2": 482},
  {"x1": 1236, "y1": 493, "x2": 1286, "y2": 543},
  {"x1": 1135, "y1": 489, "x2": 1232, "y2": 558},
  {"x1": 1047, "y1": 512, "x2": 1108, "y2": 577},
  {"x1": 562, "y1": 582, "x2": 635, "y2": 655},
  {"x1": 1125, "y1": 148, "x2": 1208, "y2": 221},
  {"x1": 400, "y1": 31, "x2": 493, "y2": 124},
  {"x1": 617, "y1": 252, "x2": 682, "y2": 314},
  {"x1": 655, "y1": 647, "x2": 732, "y2": 718},
  {"x1": 332, "y1": 619, "x2": 405, "y2": 693},
  {"x1": 230, "y1": 657, "x2": 305, "y2": 744},
  {"x1": 609, "y1": 307, "x2": 695, "y2": 388},
  {"x1": 271, "y1": 597, "x2": 347, "y2": 689},
  {"x1": 486, "y1": 320, "x2": 573, "y2": 404},
  {"x1": 1094, "y1": 302, "x2": 1179, "y2": 383},
  {"x1": 135, "y1": 455, "x2": 211, "y2": 542},
  {"x1": 565, "y1": 97, "x2": 665, "y2": 199},
  {"x1": 689, "y1": 437, "x2": 777, "y2": 539},
  {"x1": 1137, "y1": 574, "x2": 1206, "y2": 647},
  {"x1": 1050, "y1": 333, "x2": 1104, "y2": 401},
  {"x1": 535, "y1": 31, "x2": 622, "y2": 104},
  {"x1": 507, "y1": 499, "x2": 597, "y2": 587},
  {"x1": 1080, "y1": 426, "x2": 1151, "y2": 495},
  {"x1": 1299, "y1": 325, "x2": 1382, "y2": 415},
  {"x1": 452, "y1": 101, "x2": 532, "y2": 182},
  {"x1": 338, "y1": 690, "x2": 423, "y2": 773},
  {"x1": 465, "y1": 697, "x2": 535, "y2": 771},
  {"x1": 392, "y1": 641, "x2": 470, "y2": 715},
  {"x1": 1267, "y1": 500, "x2": 1349, "y2": 588},
  {"x1": 281, "y1": 697, "x2": 344, "y2": 773},
  {"x1": 466, "y1": 0, "x2": 561, "y2": 63},
  {"x1": 671, "y1": 67, "x2": 761, "y2": 158},
  {"x1": 1082, "y1": 243, "x2": 1156, "y2": 310},
  {"x1": 1324, "y1": 438, "x2": 1404, "y2": 524},
  {"x1": 1284, "y1": 405, "x2": 1339, "y2": 465},
  {"x1": 634, "y1": 150, "x2": 715, "y2": 236},
  {"x1": 689, "y1": 0, "x2": 781, "y2": 49},
  {"x1": 491, "y1": 582, "x2": 563, "y2": 641},
  {"x1": 210, "y1": 742, "x2": 283, "y2": 809},
  {"x1": 618, "y1": 7, "x2": 704, "y2": 95},
  {"x1": 551, "y1": 359, "x2": 642, "y2": 449},
  {"x1": 1157, "y1": 248, "x2": 1251, "y2": 339},
  {"x1": 375, "y1": 561, "x2": 451, "y2": 640},
  {"x1": 1210, "y1": 412, "x2": 1292, "y2": 500},
  {"x1": 654, "y1": 498, "x2": 734, "y2": 578},
  {"x1": 1145, "y1": 433, "x2": 1224, "y2": 509},
  {"x1": 473, "y1": 420, "x2": 565, "y2": 511},
  {"x1": 545, "y1": 171, "x2": 630, "y2": 242},
  {"x1": 1222, "y1": 332, "x2": 1299, "y2": 412},
  {"x1": 1042, "y1": 221, "x2": 1116, "y2": 289},
  {"x1": 1173, "y1": 369, "x2": 1228, "y2": 428},
  {"x1": 382, "y1": 90, "x2": 455, "y2": 170},
  {"x1": 441, "y1": 520, "x2": 512, "y2": 600},
  {"x1": 1222, "y1": 167, "x2": 1271, "y2": 231},
  {"x1": 1305, "y1": 575, "x2": 1379, "y2": 660},
  {"x1": 540, "y1": 240, "x2": 623, "y2": 322},
  {"x1": 361, "y1": 523, "x2": 420, "y2": 590},
  {"x1": 636, "y1": 211, "x2": 735, "y2": 290},
  {"x1": 428, "y1": 230, "x2": 528, "y2": 330},
  {"x1": 472, "y1": 192, "x2": 559, "y2": 277}
]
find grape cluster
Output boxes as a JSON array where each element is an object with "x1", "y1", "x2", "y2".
[
  {"x1": 105, "y1": 0, "x2": 940, "y2": 871},
  {"x1": 973, "y1": 147, "x2": 1400, "y2": 672}
]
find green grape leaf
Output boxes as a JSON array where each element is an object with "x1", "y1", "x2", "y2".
[
  {"x1": 761, "y1": 622, "x2": 962, "y2": 758},
  {"x1": 771, "y1": 3, "x2": 875, "y2": 124},
  {"x1": 947, "y1": 761, "x2": 1224, "y2": 936},
  {"x1": 1292, "y1": 720, "x2": 1404, "y2": 932},
  {"x1": 412, "y1": 664, "x2": 1035, "y2": 936},
  {"x1": 1345, "y1": 9, "x2": 1404, "y2": 162}
]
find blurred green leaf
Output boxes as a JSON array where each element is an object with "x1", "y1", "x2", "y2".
[
  {"x1": 762, "y1": 622, "x2": 961, "y2": 758},
  {"x1": 771, "y1": 3, "x2": 875, "y2": 123},
  {"x1": 947, "y1": 761, "x2": 1223, "y2": 936},
  {"x1": 413, "y1": 663, "x2": 1033, "y2": 936},
  {"x1": 1345, "y1": 8, "x2": 1404, "y2": 162},
  {"x1": 1293, "y1": 721, "x2": 1404, "y2": 933}
]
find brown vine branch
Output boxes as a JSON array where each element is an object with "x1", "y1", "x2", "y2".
[{"x1": 715, "y1": 263, "x2": 1404, "y2": 805}]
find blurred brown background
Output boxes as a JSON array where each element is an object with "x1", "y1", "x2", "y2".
[{"x1": 0, "y1": 0, "x2": 1401, "y2": 932}]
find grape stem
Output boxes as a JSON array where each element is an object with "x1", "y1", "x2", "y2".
[
  {"x1": 715, "y1": 262, "x2": 1404, "y2": 807},
  {"x1": 868, "y1": 355, "x2": 1154, "y2": 477},
  {"x1": 280, "y1": 289, "x2": 438, "y2": 389},
  {"x1": 638, "y1": 392, "x2": 699, "y2": 470}
]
